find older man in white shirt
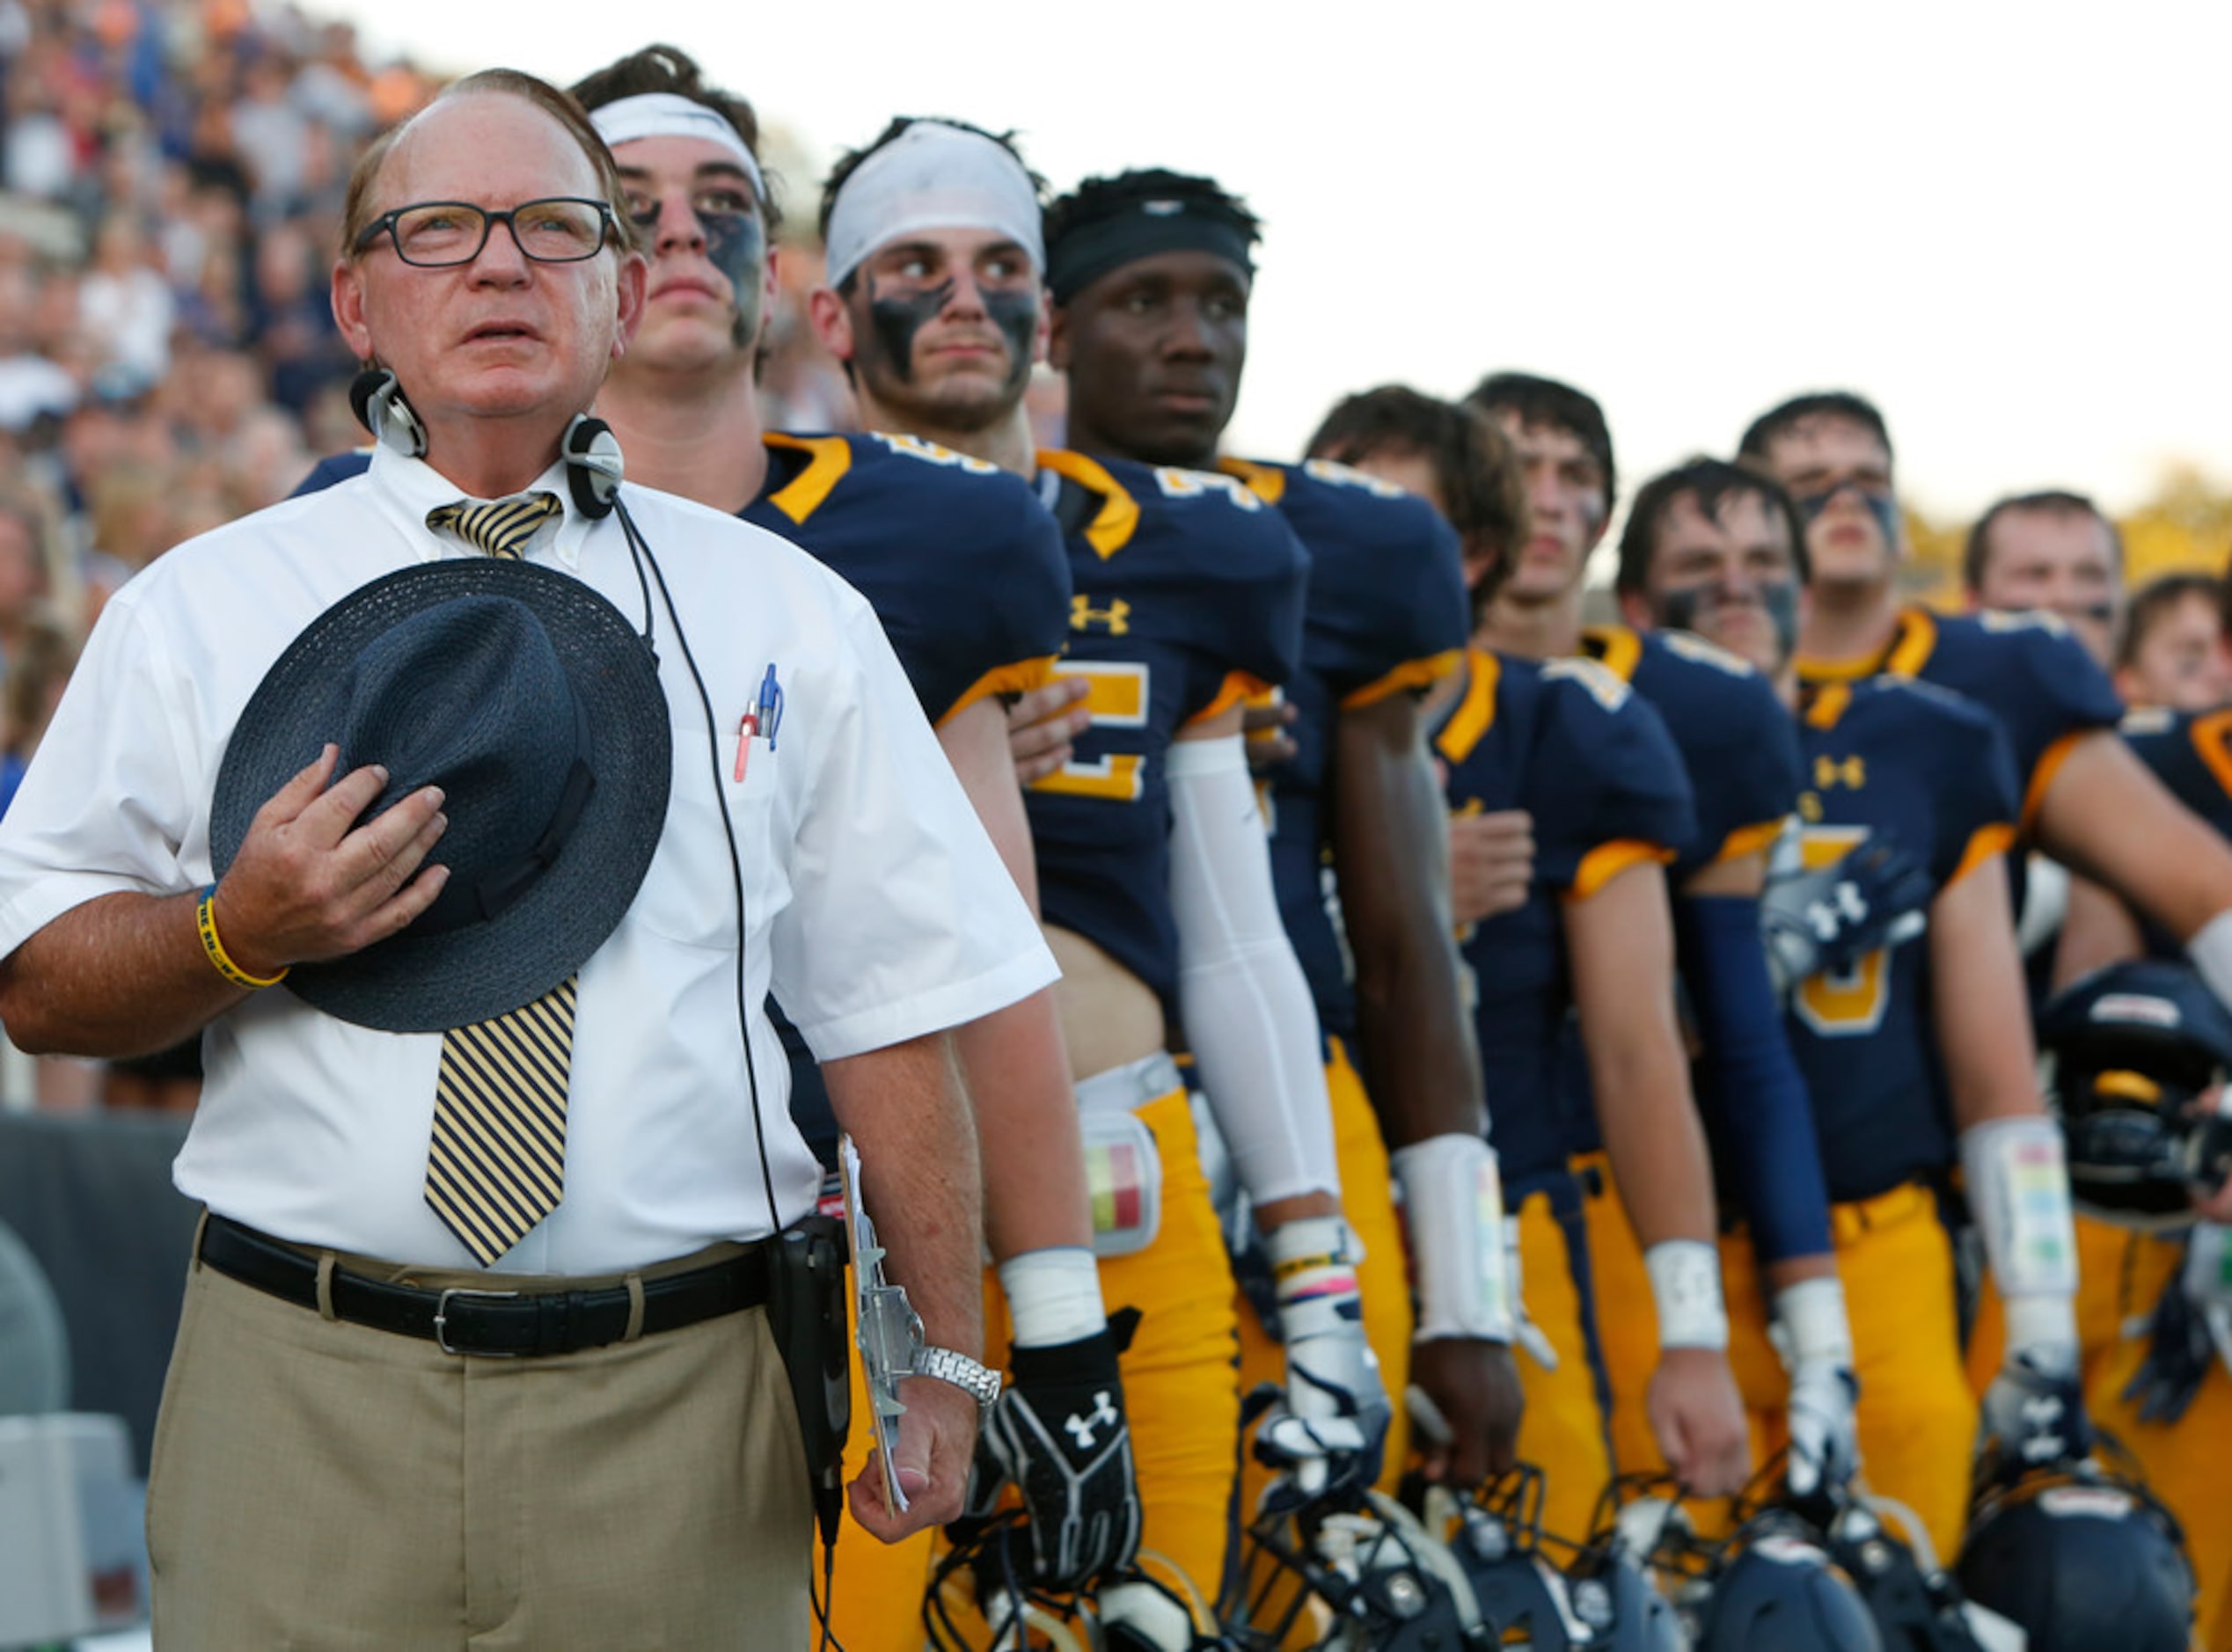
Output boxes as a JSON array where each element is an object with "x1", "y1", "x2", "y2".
[{"x1": 0, "y1": 69, "x2": 1049, "y2": 1649}]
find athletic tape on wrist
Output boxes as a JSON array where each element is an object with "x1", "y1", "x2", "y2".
[
  {"x1": 1390, "y1": 1134, "x2": 1515, "y2": 1343},
  {"x1": 1961, "y1": 1115, "x2": 2079, "y2": 1300},
  {"x1": 998, "y1": 1246, "x2": 1107, "y2": 1350},
  {"x1": 1644, "y1": 1239, "x2": 1730, "y2": 1350},
  {"x1": 1774, "y1": 1276, "x2": 1854, "y2": 1370},
  {"x1": 1266, "y1": 1214, "x2": 1361, "y2": 1327}
]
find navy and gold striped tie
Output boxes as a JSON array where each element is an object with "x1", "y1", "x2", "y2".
[{"x1": 421, "y1": 491, "x2": 576, "y2": 1264}]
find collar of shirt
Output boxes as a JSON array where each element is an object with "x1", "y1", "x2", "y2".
[{"x1": 365, "y1": 442, "x2": 596, "y2": 570}]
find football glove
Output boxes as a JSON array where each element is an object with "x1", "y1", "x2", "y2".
[
  {"x1": 1773, "y1": 1276, "x2": 1860, "y2": 1502},
  {"x1": 1255, "y1": 1216, "x2": 1391, "y2": 1506},
  {"x1": 2122, "y1": 1223, "x2": 2232, "y2": 1426},
  {"x1": 1980, "y1": 1348, "x2": 2094, "y2": 1479},
  {"x1": 1762, "y1": 837, "x2": 1934, "y2": 995},
  {"x1": 980, "y1": 1318, "x2": 1142, "y2": 1590},
  {"x1": 1785, "y1": 1358, "x2": 1861, "y2": 1501}
]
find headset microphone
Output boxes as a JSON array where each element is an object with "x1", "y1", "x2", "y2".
[{"x1": 348, "y1": 366, "x2": 428, "y2": 459}]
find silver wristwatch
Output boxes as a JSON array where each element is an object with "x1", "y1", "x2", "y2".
[{"x1": 914, "y1": 1344, "x2": 1002, "y2": 1410}]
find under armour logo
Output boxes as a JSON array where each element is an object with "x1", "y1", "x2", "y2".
[
  {"x1": 1065, "y1": 1391, "x2": 1119, "y2": 1451},
  {"x1": 1814, "y1": 754, "x2": 1866, "y2": 790},
  {"x1": 1805, "y1": 881, "x2": 1870, "y2": 941},
  {"x1": 1072, "y1": 596, "x2": 1131, "y2": 635}
]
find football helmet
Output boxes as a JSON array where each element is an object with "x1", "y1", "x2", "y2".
[
  {"x1": 1956, "y1": 1454, "x2": 2195, "y2": 1652},
  {"x1": 2037, "y1": 959, "x2": 2232, "y2": 1224},
  {"x1": 1426, "y1": 1467, "x2": 1681, "y2": 1650},
  {"x1": 1228, "y1": 1485, "x2": 1487, "y2": 1649},
  {"x1": 925, "y1": 1515, "x2": 1221, "y2": 1651},
  {"x1": 1817, "y1": 1495, "x2": 1981, "y2": 1651},
  {"x1": 1694, "y1": 1516, "x2": 1883, "y2": 1652},
  {"x1": 1599, "y1": 1468, "x2": 1891, "y2": 1652}
]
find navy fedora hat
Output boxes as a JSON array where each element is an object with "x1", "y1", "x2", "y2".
[{"x1": 211, "y1": 559, "x2": 670, "y2": 1033}]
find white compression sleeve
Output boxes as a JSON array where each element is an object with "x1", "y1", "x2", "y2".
[{"x1": 1167, "y1": 734, "x2": 1341, "y2": 1207}]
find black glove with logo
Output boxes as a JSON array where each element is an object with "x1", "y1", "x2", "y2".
[{"x1": 979, "y1": 1312, "x2": 1142, "y2": 1591}]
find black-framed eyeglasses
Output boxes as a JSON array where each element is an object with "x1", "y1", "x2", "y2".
[{"x1": 353, "y1": 198, "x2": 618, "y2": 267}]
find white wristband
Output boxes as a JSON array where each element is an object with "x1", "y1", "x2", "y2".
[
  {"x1": 1390, "y1": 1134, "x2": 1515, "y2": 1343},
  {"x1": 1774, "y1": 1276, "x2": 1854, "y2": 1370},
  {"x1": 998, "y1": 1246, "x2": 1107, "y2": 1349},
  {"x1": 2188, "y1": 907, "x2": 2232, "y2": 1013},
  {"x1": 1644, "y1": 1239, "x2": 1729, "y2": 1351}
]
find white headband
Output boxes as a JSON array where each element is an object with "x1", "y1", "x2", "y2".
[
  {"x1": 822, "y1": 120, "x2": 1043, "y2": 291},
  {"x1": 590, "y1": 92, "x2": 765, "y2": 202}
]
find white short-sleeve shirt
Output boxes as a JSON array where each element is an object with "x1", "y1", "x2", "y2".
[{"x1": 0, "y1": 447, "x2": 1057, "y2": 1272}]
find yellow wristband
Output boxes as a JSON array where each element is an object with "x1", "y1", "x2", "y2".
[{"x1": 195, "y1": 884, "x2": 287, "y2": 990}]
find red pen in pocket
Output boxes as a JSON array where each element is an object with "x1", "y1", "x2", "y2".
[{"x1": 734, "y1": 710, "x2": 760, "y2": 781}]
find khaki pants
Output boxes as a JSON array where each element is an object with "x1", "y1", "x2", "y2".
[{"x1": 149, "y1": 1241, "x2": 810, "y2": 1649}]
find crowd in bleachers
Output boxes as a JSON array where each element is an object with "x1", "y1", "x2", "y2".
[{"x1": 0, "y1": 0, "x2": 438, "y2": 1105}]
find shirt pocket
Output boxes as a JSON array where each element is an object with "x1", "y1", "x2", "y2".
[{"x1": 629, "y1": 724, "x2": 786, "y2": 950}]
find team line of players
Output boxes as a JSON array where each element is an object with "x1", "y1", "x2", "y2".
[{"x1": 303, "y1": 48, "x2": 2232, "y2": 1649}]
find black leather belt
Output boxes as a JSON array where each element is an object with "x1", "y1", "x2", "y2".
[{"x1": 199, "y1": 1214, "x2": 771, "y2": 1358}]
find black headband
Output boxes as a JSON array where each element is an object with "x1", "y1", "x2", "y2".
[{"x1": 1046, "y1": 203, "x2": 1255, "y2": 304}]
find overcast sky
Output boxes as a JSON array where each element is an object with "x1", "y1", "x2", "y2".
[{"x1": 315, "y1": 0, "x2": 2232, "y2": 523}]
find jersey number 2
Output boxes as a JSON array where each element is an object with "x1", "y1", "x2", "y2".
[{"x1": 1030, "y1": 662, "x2": 1152, "y2": 801}]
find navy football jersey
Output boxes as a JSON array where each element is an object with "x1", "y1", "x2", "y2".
[
  {"x1": 743, "y1": 431, "x2": 1070, "y2": 725},
  {"x1": 1584, "y1": 625, "x2": 1803, "y2": 883},
  {"x1": 290, "y1": 450, "x2": 374, "y2": 496},
  {"x1": 1435, "y1": 649, "x2": 1696, "y2": 1181},
  {"x1": 2119, "y1": 704, "x2": 2232, "y2": 959},
  {"x1": 1797, "y1": 607, "x2": 2122, "y2": 832},
  {"x1": 1786, "y1": 676, "x2": 2021, "y2": 1203},
  {"x1": 1025, "y1": 449, "x2": 1308, "y2": 1015},
  {"x1": 2121, "y1": 705, "x2": 2232, "y2": 839},
  {"x1": 1220, "y1": 457, "x2": 1470, "y2": 1042}
]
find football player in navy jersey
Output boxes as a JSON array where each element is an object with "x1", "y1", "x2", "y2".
[
  {"x1": 2034, "y1": 602, "x2": 2232, "y2": 1642},
  {"x1": 808, "y1": 117, "x2": 1366, "y2": 1632},
  {"x1": 1963, "y1": 489, "x2": 2125, "y2": 669},
  {"x1": 566, "y1": 54, "x2": 1130, "y2": 1650},
  {"x1": 1311, "y1": 386, "x2": 1749, "y2": 1535},
  {"x1": 1741, "y1": 392, "x2": 2232, "y2": 1026},
  {"x1": 1614, "y1": 455, "x2": 2087, "y2": 1564},
  {"x1": 1032, "y1": 171, "x2": 1531, "y2": 1507},
  {"x1": 1461, "y1": 376, "x2": 1853, "y2": 1509}
]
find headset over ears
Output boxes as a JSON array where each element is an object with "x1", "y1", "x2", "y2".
[
  {"x1": 348, "y1": 367, "x2": 626, "y2": 522},
  {"x1": 349, "y1": 366, "x2": 427, "y2": 459},
  {"x1": 561, "y1": 413, "x2": 623, "y2": 521}
]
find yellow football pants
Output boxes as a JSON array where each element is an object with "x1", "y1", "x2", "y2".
[
  {"x1": 1233, "y1": 1040, "x2": 1413, "y2": 1520},
  {"x1": 2082, "y1": 1227, "x2": 2232, "y2": 1648},
  {"x1": 1510, "y1": 1175, "x2": 1615, "y2": 1546},
  {"x1": 913, "y1": 1081, "x2": 1244, "y2": 1645},
  {"x1": 1582, "y1": 1157, "x2": 1976, "y2": 1564}
]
